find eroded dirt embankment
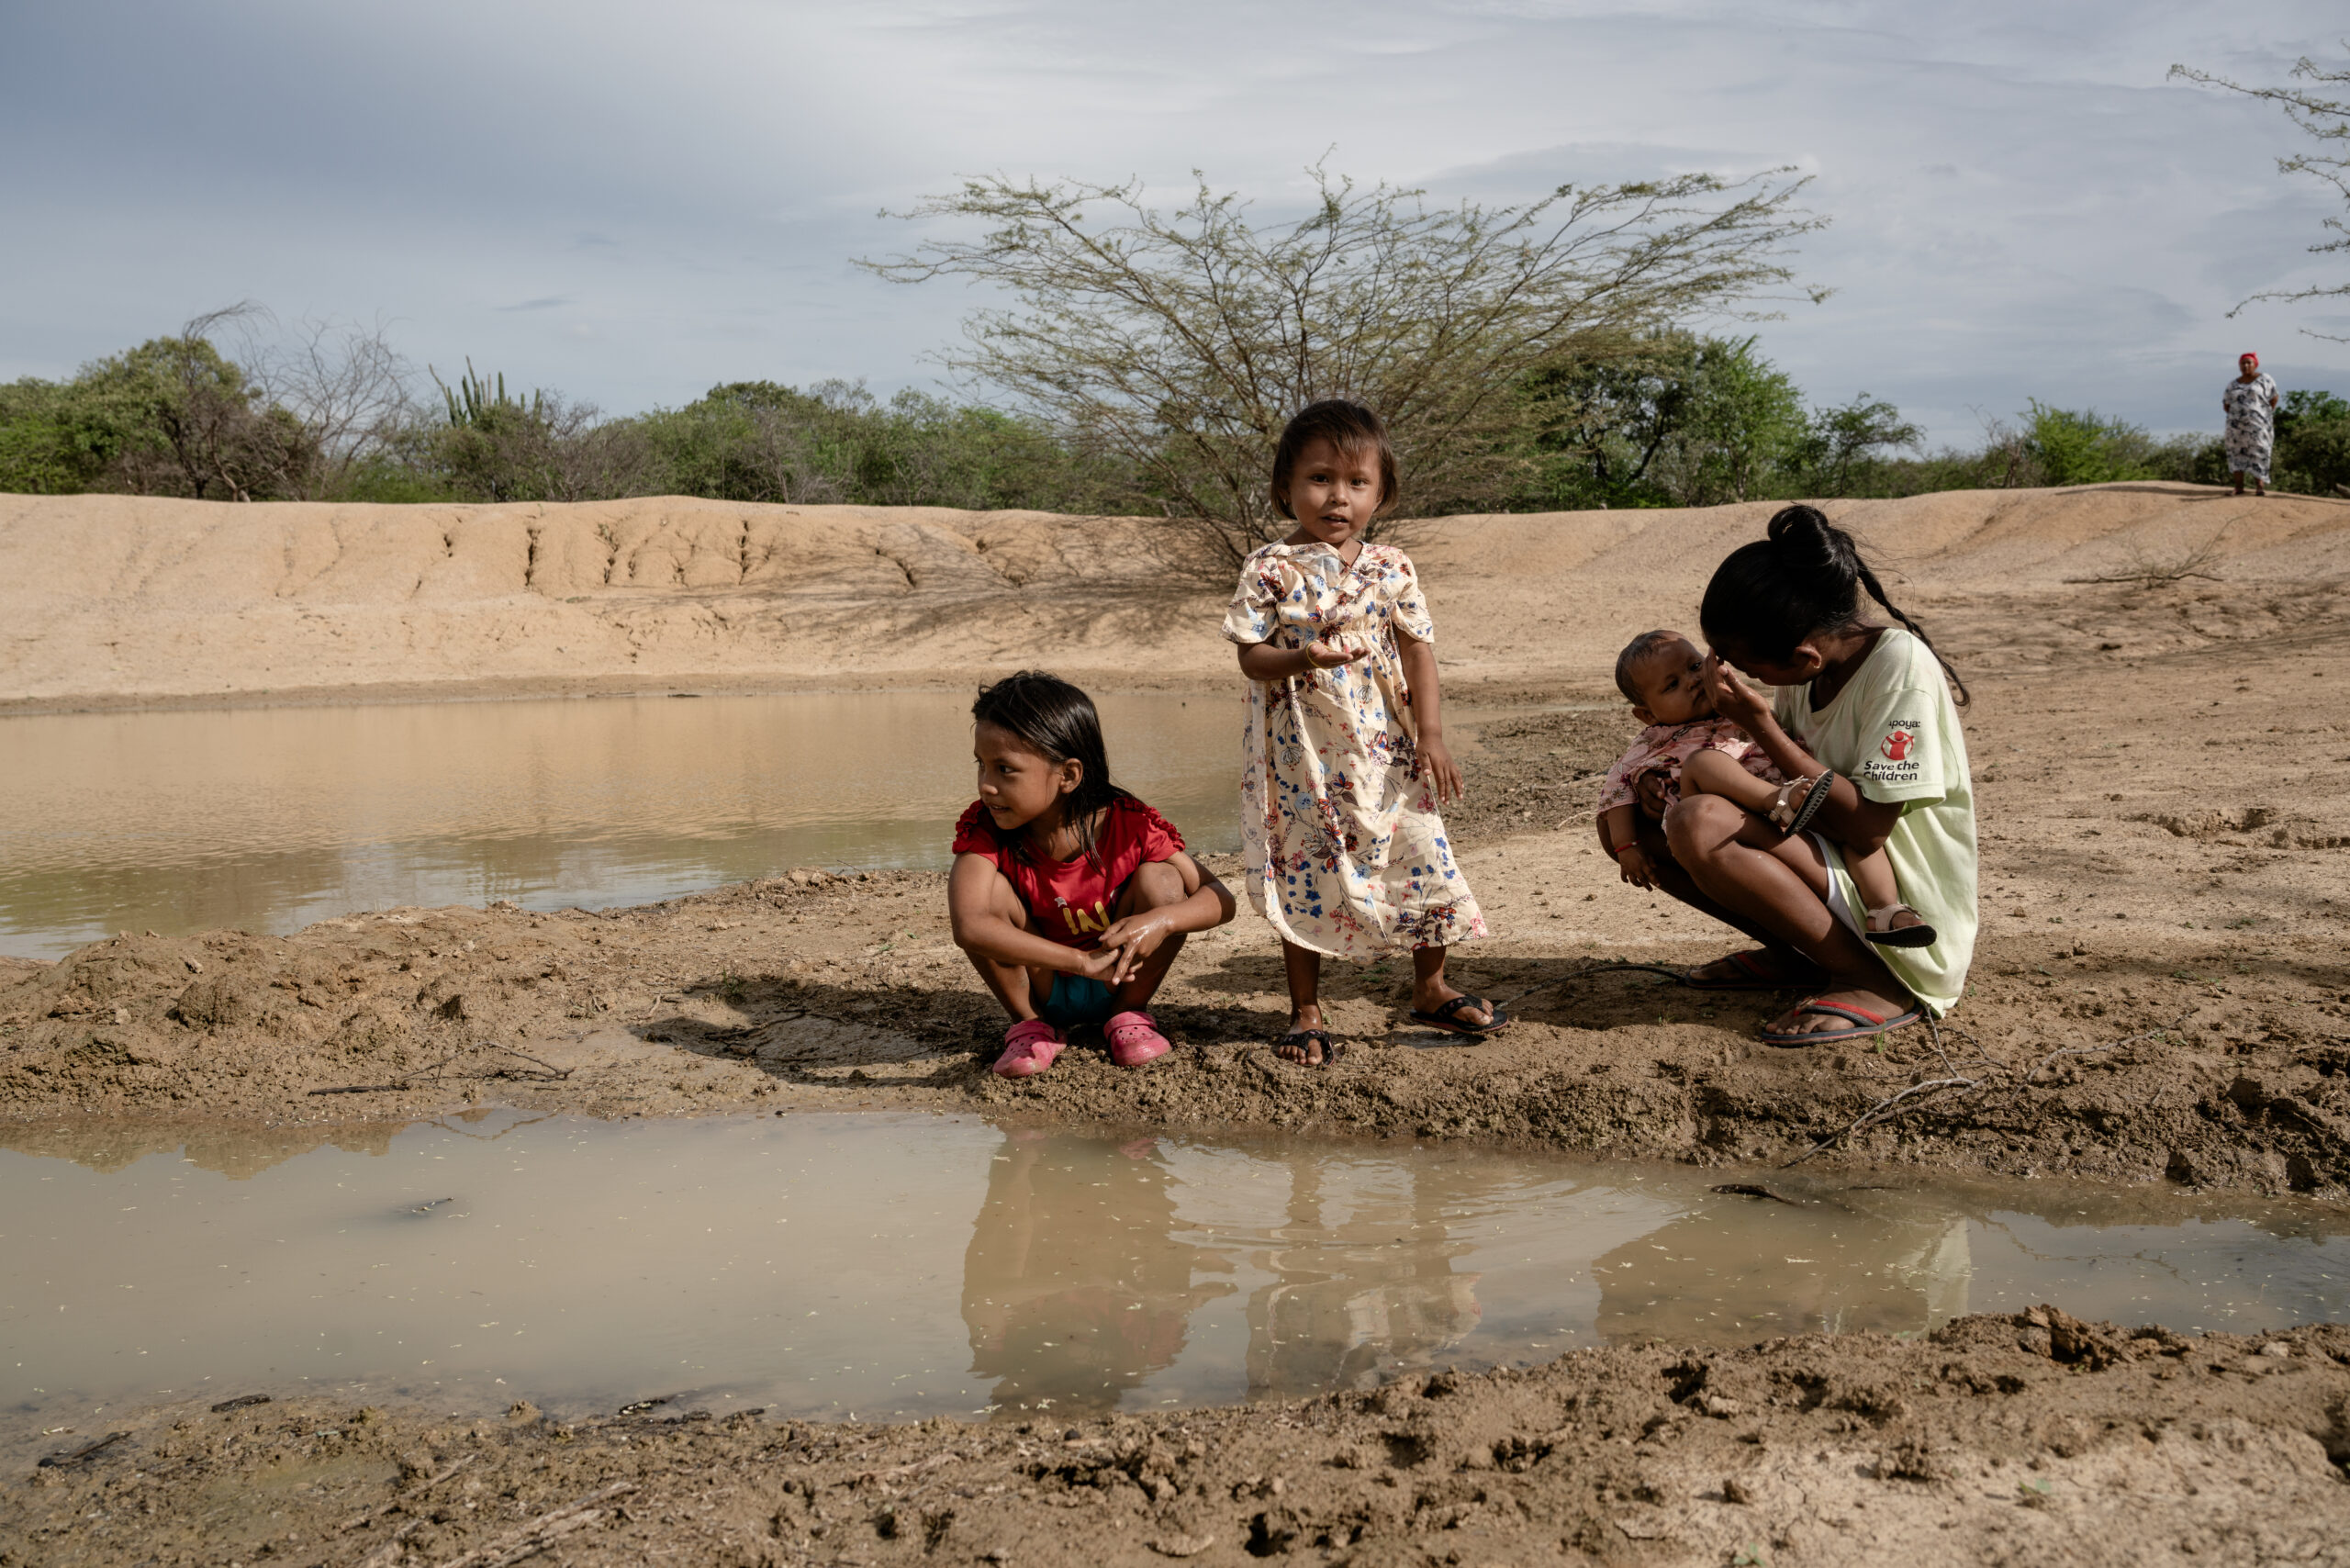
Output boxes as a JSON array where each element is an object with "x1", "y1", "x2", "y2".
[
  {"x1": 7, "y1": 1313, "x2": 2347, "y2": 1568},
  {"x1": 5, "y1": 483, "x2": 2345, "y2": 708}
]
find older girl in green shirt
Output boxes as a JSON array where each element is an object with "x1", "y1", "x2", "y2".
[{"x1": 1640, "y1": 505, "x2": 1977, "y2": 1047}]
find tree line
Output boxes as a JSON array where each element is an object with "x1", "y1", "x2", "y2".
[{"x1": 6, "y1": 307, "x2": 2345, "y2": 528}]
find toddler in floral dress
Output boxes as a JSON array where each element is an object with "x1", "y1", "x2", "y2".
[{"x1": 1222, "y1": 400, "x2": 1501, "y2": 1066}]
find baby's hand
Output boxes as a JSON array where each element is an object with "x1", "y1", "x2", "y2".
[
  {"x1": 1304, "y1": 637, "x2": 1371, "y2": 669},
  {"x1": 1617, "y1": 846, "x2": 1659, "y2": 890}
]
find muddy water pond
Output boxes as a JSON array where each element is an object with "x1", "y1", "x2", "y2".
[
  {"x1": 0, "y1": 691, "x2": 1241, "y2": 959},
  {"x1": 6, "y1": 1111, "x2": 2344, "y2": 1437}
]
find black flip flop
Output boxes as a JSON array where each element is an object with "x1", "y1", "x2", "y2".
[
  {"x1": 1782, "y1": 769, "x2": 1837, "y2": 837},
  {"x1": 1405, "y1": 995, "x2": 1509, "y2": 1037},
  {"x1": 1273, "y1": 1027, "x2": 1343, "y2": 1066}
]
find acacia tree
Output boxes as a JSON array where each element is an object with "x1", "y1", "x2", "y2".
[
  {"x1": 2172, "y1": 50, "x2": 2350, "y2": 338},
  {"x1": 864, "y1": 164, "x2": 1823, "y2": 559}
]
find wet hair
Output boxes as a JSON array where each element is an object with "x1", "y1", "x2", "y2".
[
  {"x1": 1613, "y1": 629, "x2": 1684, "y2": 705},
  {"x1": 1270, "y1": 400, "x2": 1399, "y2": 520},
  {"x1": 970, "y1": 669, "x2": 1132, "y2": 863},
  {"x1": 1699, "y1": 504, "x2": 1969, "y2": 706}
]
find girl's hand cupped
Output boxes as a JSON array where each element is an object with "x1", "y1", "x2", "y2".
[
  {"x1": 1415, "y1": 735, "x2": 1466, "y2": 804},
  {"x1": 1095, "y1": 912, "x2": 1173, "y2": 986},
  {"x1": 1704, "y1": 651, "x2": 1772, "y2": 731},
  {"x1": 1304, "y1": 637, "x2": 1371, "y2": 670}
]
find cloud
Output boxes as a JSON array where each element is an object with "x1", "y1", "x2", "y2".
[{"x1": 0, "y1": 0, "x2": 2344, "y2": 441}]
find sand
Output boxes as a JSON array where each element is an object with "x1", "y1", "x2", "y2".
[
  {"x1": 6, "y1": 481, "x2": 2350, "y2": 1564},
  {"x1": 4, "y1": 483, "x2": 2345, "y2": 709}
]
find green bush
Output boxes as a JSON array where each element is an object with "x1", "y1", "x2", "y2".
[
  {"x1": 2019, "y1": 401, "x2": 2163, "y2": 486},
  {"x1": 2277, "y1": 389, "x2": 2350, "y2": 496}
]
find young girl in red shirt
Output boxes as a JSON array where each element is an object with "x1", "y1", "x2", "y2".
[{"x1": 948, "y1": 670, "x2": 1237, "y2": 1078}]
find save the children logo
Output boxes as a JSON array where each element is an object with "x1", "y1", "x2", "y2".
[{"x1": 1868, "y1": 721, "x2": 1924, "y2": 779}]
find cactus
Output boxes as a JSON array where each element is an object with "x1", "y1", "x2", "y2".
[{"x1": 430, "y1": 358, "x2": 543, "y2": 429}]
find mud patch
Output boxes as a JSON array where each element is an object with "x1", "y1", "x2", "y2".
[{"x1": 6, "y1": 1316, "x2": 2346, "y2": 1568}]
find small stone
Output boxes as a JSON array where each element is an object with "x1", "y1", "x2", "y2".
[
  {"x1": 1722, "y1": 1476, "x2": 1754, "y2": 1505},
  {"x1": 184, "y1": 957, "x2": 203, "y2": 974},
  {"x1": 1145, "y1": 1535, "x2": 1215, "y2": 1559},
  {"x1": 2258, "y1": 1341, "x2": 2292, "y2": 1359}
]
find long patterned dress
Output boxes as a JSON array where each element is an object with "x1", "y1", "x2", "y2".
[
  {"x1": 1221, "y1": 540, "x2": 1488, "y2": 958},
  {"x1": 2223, "y1": 372, "x2": 2279, "y2": 481}
]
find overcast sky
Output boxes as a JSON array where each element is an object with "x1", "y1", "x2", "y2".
[{"x1": 4, "y1": 0, "x2": 2344, "y2": 444}]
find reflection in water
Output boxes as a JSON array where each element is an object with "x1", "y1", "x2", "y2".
[
  {"x1": 1592, "y1": 1195, "x2": 1973, "y2": 1340},
  {"x1": 1239, "y1": 1157, "x2": 1483, "y2": 1400},
  {"x1": 0, "y1": 691, "x2": 1241, "y2": 958},
  {"x1": 962, "y1": 1131, "x2": 1230, "y2": 1415},
  {"x1": 1, "y1": 1112, "x2": 2344, "y2": 1441}
]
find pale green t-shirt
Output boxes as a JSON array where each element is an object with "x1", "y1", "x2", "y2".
[{"x1": 1772, "y1": 629, "x2": 1977, "y2": 1016}]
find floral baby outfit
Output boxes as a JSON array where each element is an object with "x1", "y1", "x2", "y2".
[
  {"x1": 2223, "y1": 372, "x2": 2279, "y2": 482},
  {"x1": 1595, "y1": 717, "x2": 1782, "y2": 817},
  {"x1": 1222, "y1": 540, "x2": 1488, "y2": 957}
]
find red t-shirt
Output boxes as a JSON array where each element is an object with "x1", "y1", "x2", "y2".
[{"x1": 951, "y1": 796, "x2": 1186, "y2": 948}]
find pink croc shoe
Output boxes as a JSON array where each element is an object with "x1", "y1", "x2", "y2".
[
  {"x1": 1103, "y1": 1010, "x2": 1170, "y2": 1068},
  {"x1": 992, "y1": 1018, "x2": 1064, "y2": 1078}
]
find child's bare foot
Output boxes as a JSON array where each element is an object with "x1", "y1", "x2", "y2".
[{"x1": 1274, "y1": 1005, "x2": 1341, "y2": 1065}]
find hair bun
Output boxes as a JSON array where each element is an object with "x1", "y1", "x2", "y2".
[{"x1": 1766, "y1": 504, "x2": 1853, "y2": 581}]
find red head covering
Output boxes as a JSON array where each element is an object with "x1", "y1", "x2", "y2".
[{"x1": 2240, "y1": 352, "x2": 2259, "y2": 367}]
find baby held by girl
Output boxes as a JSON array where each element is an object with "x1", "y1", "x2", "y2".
[{"x1": 1598, "y1": 629, "x2": 1934, "y2": 948}]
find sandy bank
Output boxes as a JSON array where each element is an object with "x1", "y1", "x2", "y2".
[{"x1": 5, "y1": 484, "x2": 2346, "y2": 710}]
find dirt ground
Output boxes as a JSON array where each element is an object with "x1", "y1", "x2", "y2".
[
  {"x1": 8, "y1": 571, "x2": 2350, "y2": 1195},
  {"x1": 6, "y1": 483, "x2": 2350, "y2": 1562},
  {"x1": 6, "y1": 1314, "x2": 2347, "y2": 1567}
]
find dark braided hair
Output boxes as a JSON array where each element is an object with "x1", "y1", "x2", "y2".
[
  {"x1": 971, "y1": 670, "x2": 1133, "y2": 865},
  {"x1": 1699, "y1": 505, "x2": 1968, "y2": 706}
]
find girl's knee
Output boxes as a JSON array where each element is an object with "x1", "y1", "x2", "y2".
[{"x1": 1129, "y1": 859, "x2": 1186, "y2": 908}]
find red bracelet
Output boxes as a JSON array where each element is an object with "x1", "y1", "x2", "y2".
[{"x1": 1606, "y1": 843, "x2": 1631, "y2": 857}]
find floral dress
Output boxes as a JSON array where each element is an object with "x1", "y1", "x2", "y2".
[
  {"x1": 1221, "y1": 540, "x2": 1488, "y2": 957},
  {"x1": 2223, "y1": 373, "x2": 2279, "y2": 481}
]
